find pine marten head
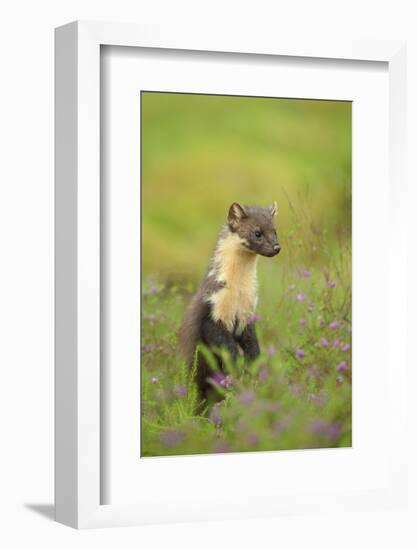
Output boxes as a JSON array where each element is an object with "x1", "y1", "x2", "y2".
[{"x1": 227, "y1": 202, "x2": 281, "y2": 257}]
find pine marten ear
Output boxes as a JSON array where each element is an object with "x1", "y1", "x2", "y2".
[
  {"x1": 228, "y1": 202, "x2": 247, "y2": 230},
  {"x1": 269, "y1": 201, "x2": 278, "y2": 217}
]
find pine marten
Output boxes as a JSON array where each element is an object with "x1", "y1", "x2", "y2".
[{"x1": 179, "y1": 202, "x2": 281, "y2": 404}]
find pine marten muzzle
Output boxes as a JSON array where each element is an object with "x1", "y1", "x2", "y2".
[{"x1": 179, "y1": 202, "x2": 281, "y2": 405}]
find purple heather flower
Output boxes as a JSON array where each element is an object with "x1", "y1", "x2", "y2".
[
  {"x1": 327, "y1": 423, "x2": 342, "y2": 439},
  {"x1": 238, "y1": 389, "x2": 255, "y2": 405},
  {"x1": 295, "y1": 348, "x2": 305, "y2": 359},
  {"x1": 329, "y1": 320, "x2": 341, "y2": 330},
  {"x1": 327, "y1": 280, "x2": 336, "y2": 288},
  {"x1": 341, "y1": 343, "x2": 351, "y2": 352},
  {"x1": 212, "y1": 441, "x2": 230, "y2": 453},
  {"x1": 273, "y1": 415, "x2": 292, "y2": 434},
  {"x1": 236, "y1": 418, "x2": 248, "y2": 432},
  {"x1": 320, "y1": 337, "x2": 329, "y2": 347},
  {"x1": 266, "y1": 345, "x2": 277, "y2": 357},
  {"x1": 211, "y1": 372, "x2": 232, "y2": 388},
  {"x1": 303, "y1": 270, "x2": 311, "y2": 278},
  {"x1": 337, "y1": 361, "x2": 347, "y2": 372},
  {"x1": 289, "y1": 284, "x2": 296, "y2": 291},
  {"x1": 297, "y1": 292, "x2": 305, "y2": 302},
  {"x1": 151, "y1": 376, "x2": 159, "y2": 384},
  {"x1": 142, "y1": 344, "x2": 155, "y2": 353},
  {"x1": 299, "y1": 318, "x2": 306, "y2": 326},
  {"x1": 174, "y1": 384, "x2": 187, "y2": 398},
  {"x1": 246, "y1": 433, "x2": 260, "y2": 447},
  {"x1": 150, "y1": 285, "x2": 158, "y2": 295},
  {"x1": 290, "y1": 383, "x2": 303, "y2": 396},
  {"x1": 259, "y1": 366, "x2": 269, "y2": 381},
  {"x1": 318, "y1": 318, "x2": 325, "y2": 327},
  {"x1": 333, "y1": 338, "x2": 340, "y2": 348},
  {"x1": 211, "y1": 372, "x2": 224, "y2": 385},
  {"x1": 309, "y1": 419, "x2": 327, "y2": 435},
  {"x1": 160, "y1": 429, "x2": 184, "y2": 448},
  {"x1": 249, "y1": 313, "x2": 262, "y2": 323},
  {"x1": 309, "y1": 419, "x2": 341, "y2": 440},
  {"x1": 268, "y1": 401, "x2": 281, "y2": 413}
]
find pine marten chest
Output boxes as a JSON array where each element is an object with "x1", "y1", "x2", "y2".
[{"x1": 207, "y1": 232, "x2": 258, "y2": 334}]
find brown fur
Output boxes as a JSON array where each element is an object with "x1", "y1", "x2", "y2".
[{"x1": 179, "y1": 203, "x2": 280, "y2": 391}]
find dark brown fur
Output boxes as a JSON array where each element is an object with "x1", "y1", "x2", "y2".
[
  {"x1": 228, "y1": 202, "x2": 280, "y2": 257},
  {"x1": 179, "y1": 203, "x2": 281, "y2": 405}
]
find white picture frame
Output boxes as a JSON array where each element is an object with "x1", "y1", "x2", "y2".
[{"x1": 55, "y1": 21, "x2": 407, "y2": 529}]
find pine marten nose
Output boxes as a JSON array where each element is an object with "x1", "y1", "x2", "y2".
[{"x1": 273, "y1": 244, "x2": 281, "y2": 254}]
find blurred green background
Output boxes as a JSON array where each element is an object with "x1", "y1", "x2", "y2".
[{"x1": 141, "y1": 92, "x2": 351, "y2": 282}]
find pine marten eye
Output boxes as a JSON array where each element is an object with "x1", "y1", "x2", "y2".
[{"x1": 254, "y1": 230, "x2": 263, "y2": 239}]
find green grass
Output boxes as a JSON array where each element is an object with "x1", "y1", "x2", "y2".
[
  {"x1": 140, "y1": 92, "x2": 351, "y2": 456},
  {"x1": 141, "y1": 215, "x2": 352, "y2": 456}
]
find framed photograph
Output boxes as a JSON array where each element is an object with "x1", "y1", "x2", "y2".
[{"x1": 55, "y1": 21, "x2": 407, "y2": 528}]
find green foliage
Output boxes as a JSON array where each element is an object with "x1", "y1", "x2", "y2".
[
  {"x1": 140, "y1": 92, "x2": 351, "y2": 457},
  {"x1": 141, "y1": 224, "x2": 352, "y2": 456}
]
